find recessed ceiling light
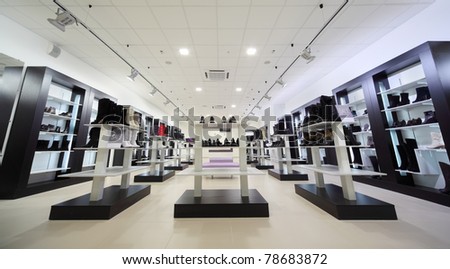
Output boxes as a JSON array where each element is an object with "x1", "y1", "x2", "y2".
[
  {"x1": 179, "y1": 48, "x2": 189, "y2": 56},
  {"x1": 236, "y1": 87, "x2": 242, "y2": 92},
  {"x1": 195, "y1": 87, "x2": 202, "y2": 92},
  {"x1": 231, "y1": 104, "x2": 236, "y2": 108},
  {"x1": 246, "y1": 47, "x2": 257, "y2": 56}
]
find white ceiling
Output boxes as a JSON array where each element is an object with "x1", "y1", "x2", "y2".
[{"x1": 0, "y1": 0, "x2": 434, "y2": 118}]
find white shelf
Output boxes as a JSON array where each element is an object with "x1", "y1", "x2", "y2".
[
  {"x1": 58, "y1": 166, "x2": 148, "y2": 178},
  {"x1": 346, "y1": 98, "x2": 366, "y2": 107},
  {"x1": 135, "y1": 160, "x2": 170, "y2": 164},
  {"x1": 30, "y1": 167, "x2": 71, "y2": 175},
  {"x1": 395, "y1": 169, "x2": 439, "y2": 176},
  {"x1": 35, "y1": 150, "x2": 72, "y2": 153},
  {"x1": 353, "y1": 114, "x2": 369, "y2": 120},
  {"x1": 416, "y1": 148, "x2": 447, "y2": 152},
  {"x1": 381, "y1": 99, "x2": 433, "y2": 112},
  {"x1": 39, "y1": 131, "x2": 76, "y2": 136},
  {"x1": 177, "y1": 167, "x2": 264, "y2": 176},
  {"x1": 300, "y1": 164, "x2": 386, "y2": 176},
  {"x1": 73, "y1": 147, "x2": 137, "y2": 151},
  {"x1": 300, "y1": 121, "x2": 341, "y2": 131},
  {"x1": 85, "y1": 123, "x2": 140, "y2": 130},
  {"x1": 386, "y1": 123, "x2": 439, "y2": 131},
  {"x1": 271, "y1": 158, "x2": 305, "y2": 162},
  {"x1": 47, "y1": 95, "x2": 82, "y2": 106},
  {"x1": 43, "y1": 112, "x2": 78, "y2": 121},
  {"x1": 271, "y1": 133, "x2": 296, "y2": 137},
  {"x1": 303, "y1": 145, "x2": 371, "y2": 148},
  {"x1": 353, "y1": 131, "x2": 372, "y2": 135},
  {"x1": 378, "y1": 78, "x2": 427, "y2": 95}
]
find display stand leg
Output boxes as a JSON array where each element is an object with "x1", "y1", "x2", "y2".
[
  {"x1": 340, "y1": 175, "x2": 356, "y2": 200},
  {"x1": 90, "y1": 176, "x2": 106, "y2": 201},
  {"x1": 194, "y1": 175, "x2": 202, "y2": 197},
  {"x1": 311, "y1": 147, "x2": 325, "y2": 187},
  {"x1": 240, "y1": 175, "x2": 249, "y2": 197},
  {"x1": 120, "y1": 149, "x2": 133, "y2": 189}
]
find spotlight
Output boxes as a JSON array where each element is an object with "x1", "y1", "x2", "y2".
[
  {"x1": 149, "y1": 87, "x2": 157, "y2": 96},
  {"x1": 47, "y1": 8, "x2": 76, "y2": 32},
  {"x1": 127, "y1": 68, "x2": 139, "y2": 81},
  {"x1": 276, "y1": 78, "x2": 287, "y2": 88},
  {"x1": 255, "y1": 105, "x2": 261, "y2": 110},
  {"x1": 300, "y1": 47, "x2": 315, "y2": 63},
  {"x1": 249, "y1": 112, "x2": 255, "y2": 116},
  {"x1": 263, "y1": 94, "x2": 271, "y2": 101},
  {"x1": 164, "y1": 99, "x2": 170, "y2": 105}
]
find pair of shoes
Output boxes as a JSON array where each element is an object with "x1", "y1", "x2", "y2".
[
  {"x1": 387, "y1": 93, "x2": 410, "y2": 108},
  {"x1": 391, "y1": 120, "x2": 406, "y2": 128},
  {"x1": 228, "y1": 116, "x2": 237, "y2": 123},
  {"x1": 406, "y1": 118, "x2": 422, "y2": 126},
  {"x1": 44, "y1": 106, "x2": 56, "y2": 114},
  {"x1": 41, "y1": 124, "x2": 56, "y2": 132},
  {"x1": 59, "y1": 111, "x2": 72, "y2": 117}
]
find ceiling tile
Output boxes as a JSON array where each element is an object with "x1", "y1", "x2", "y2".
[
  {"x1": 146, "y1": 0, "x2": 182, "y2": 6},
  {"x1": 163, "y1": 29, "x2": 193, "y2": 45},
  {"x1": 315, "y1": 27, "x2": 353, "y2": 45},
  {"x1": 135, "y1": 29, "x2": 168, "y2": 45},
  {"x1": 191, "y1": 29, "x2": 218, "y2": 45},
  {"x1": 177, "y1": 56, "x2": 199, "y2": 68},
  {"x1": 197, "y1": 58, "x2": 218, "y2": 68},
  {"x1": 111, "y1": 0, "x2": 147, "y2": 5},
  {"x1": 217, "y1": 29, "x2": 245, "y2": 45},
  {"x1": 125, "y1": 45, "x2": 153, "y2": 57},
  {"x1": 275, "y1": 6, "x2": 315, "y2": 28},
  {"x1": 246, "y1": 6, "x2": 283, "y2": 28},
  {"x1": 218, "y1": 46, "x2": 241, "y2": 58},
  {"x1": 217, "y1": 7, "x2": 249, "y2": 28},
  {"x1": 118, "y1": 6, "x2": 159, "y2": 28},
  {"x1": 182, "y1": 0, "x2": 216, "y2": 6},
  {"x1": 89, "y1": 6, "x2": 131, "y2": 28},
  {"x1": 332, "y1": 5, "x2": 378, "y2": 28},
  {"x1": 217, "y1": 0, "x2": 251, "y2": 6},
  {"x1": 242, "y1": 29, "x2": 271, "y2": 45},
  {"x1": 73, "y1": 0, "x2": 114, "y2": 6},
  {"x1": 193, "y1": 45, "x2": 217, "y2": 58},
  {"x1": 107, "y1": 29, "x2": 143, "y2": 45},
  {"x1": 267, "y1": 29, "x2": 298, "y2": 45},
  {"x1": 218, "y1": 58, "x2": 239, "y2": 68},
  {"x1": 152, "y1": 6, "x2": 188, "y2": 28},
  {"x1": 184, "y1": 7, "x2": 217, "y2": 28}
]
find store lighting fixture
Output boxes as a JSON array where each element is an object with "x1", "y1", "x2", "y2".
[
  {"x1": 47, "y1": 8, "x2": 76, "y2": 32},
  {"x1": 263, "y1": 94, "x2": 271, "y2": 101},
  {"x1": 249, "y1": 112, "x2": 255, "y2": 116},
  {"x1": 164, "y1": 99, "x2": 170, "y2": 105},
  {"x1": 195, "y1": 87, "x2": 202, "y2": 92},
  {"x1": 246, "y1": 47, "x2": 257, "y2": 56},
  {"x1": 127, "y1": 68, "x2": 139, "y2": 81},
  {"x1": 276, "y1": 78, "x2": 287, "y2": 88},
  {"x1": 236, "y1": 87, "x2": 242, "y2": 92},
  {"x1": 255, "y1": 105, "x2": 261, "y2": 110},
  {"x1": 179, "y1": 48, "x2": 189, "y2": 56},
  {"x1": 300, "y1": 47, "x2": 315, "y2": 63},
  {"x1": 231, "y1": 104, "x2": 236, "y2": 108}
]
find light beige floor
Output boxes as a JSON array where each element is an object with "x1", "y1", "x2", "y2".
[{"x1": 1, "y1": 166, "x2": 450, "y2": 249}]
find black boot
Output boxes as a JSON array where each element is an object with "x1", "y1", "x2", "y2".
[
  {"x1": 398, "y1": 92, "x2": 410, "y2": 106},
  {"x1": 369, "y1": 155, "x2": 380, "y2": 172},
  {"x1": 352, "y1": 147, "x2": 363, "y2": 165},
  {"x1": 222, "y1": 116, "x2": 227, "y2": 123},
  {"x1": 396, "y1": 144, "x2": 409, "y2": 170},
  {"x1": 343, "y1": 126, "x2": 360, "y2": 145},
  {"x1": 387, "y1": 94, "x2": 400, "y2": 109},
  {"x1": 93, "y1": 98, "x2": 113, "y2": 124},
  {"x1": 83, "y1": 128, "x2": 100, "y2": 148},
  {"x1": 413, "y1": 86, "x2": 431, "y2": 103},
  {"x1": 423, "y1": 110, "x2": 438, "y2": 124},
  {"x1": 405, "y1": 139, "x2": 420, "y2": 172},
  {"x1": 200, "y1": 116, "x2": 205, "y2": 123},
  {"x1": 438, "y1": 162, "x2": 450, "y2": 194}
]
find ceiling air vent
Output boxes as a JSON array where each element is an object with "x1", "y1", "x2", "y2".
[
  {"x1": 204, "y1": 69, "x2": 229, "y2": 81},
  {"x1": 212, "y1": 105, "x2": 226, "y2": 110}
]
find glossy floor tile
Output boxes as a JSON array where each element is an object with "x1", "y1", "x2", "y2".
[{"x1": 1, "y1": 166, "x2": 450, "y2": 249}]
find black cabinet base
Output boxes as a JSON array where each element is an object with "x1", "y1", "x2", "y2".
[
  {"x1": 268, "y1": 169, "x2": 308, "y2": 181},
  {"x1": 181, "y1": 161, "x2": 194, "y2": 165},
  {"x1": 134, "y1": 170, "x2": 175, "y2": 182},
  {"x1": 294, "y1": 184, "x2": 397, "y2": 220},
  {"x1": 254, "y1": 164, "x2": 274, "y2": 170},
  {"x1": 49, "y1": 185, "x2": 151, "y2": 220},
  {"x1": 164, "y1": 163, "x2": 189, "y2": 171},
  {"x1": 174, "y1": 189, "x2": 269, "y2": 218}
]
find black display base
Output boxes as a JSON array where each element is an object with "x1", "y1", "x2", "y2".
[
  {"x1": 164, "y1": 163, "x2": 189, "y2": 171},
  {"x1": 49, "y1": 185, "x2": 151, "y2": 220},
  {"x1": 181, "y1": 161, "x2": 194, "y2": 165},
  {"x1": 294, "y1": 184, "x2": 397, "y2": 220},
  {"x1": 174, "y1": 189, "x2": 269, "y2": 218},
  {"x1": 268, "y1": 169, "x2": 308, "y2": 181},
  {"x1": 247, "y1": 160, "x2": 258, "y2": 164},
  {"x1": 134, "y1": 170, "x2": 175, "y2": 182},
  {"x1": 255, "y1": 164, "x2": 274, "y2": 170}
]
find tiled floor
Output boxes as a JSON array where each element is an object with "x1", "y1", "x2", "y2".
[{"x1": 1, "y1": 166, "x2": 450, "y2": 249}]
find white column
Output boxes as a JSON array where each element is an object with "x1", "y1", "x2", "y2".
[{"x1": 194, "y1": 124, "x2": 203, "y2": 197}]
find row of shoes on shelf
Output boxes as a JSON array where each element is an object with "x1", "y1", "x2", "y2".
[
  {"x1": 44, "y1": 106, "x2": 73, "y2": 117},
  {"x1": 246, "y1": 127, "x2": 268, "y2": 141},
  {"x1": 386, "y1": 86, "x2": 431, "y2": 108},
  {"x1": 36, "y1": 139, "x2": 69, "y2": 151},
  {"x1": 300, "y1": 129, "x2": 334, "y2": 146},
  {"x1": 390, "y1": 110, "x2": 438, "y2": 128},
  {"x1": 40, "y1": 124, "x2": 68, "y2": 134},
  {"x1": 202, "y1": 138, "x2": 239, "y2": 147},
  {"x1": 301, "y1": 95, "x2": 342, "y2": 127},
  {"x1": 200, "y1": 116, "x2": 237, "y2": 124}
]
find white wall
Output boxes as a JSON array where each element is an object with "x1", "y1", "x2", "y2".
[
  {"x1": 285, "y1": 0, "x2": 450, "y2": 113},
  {"x1": 0, "y1": 15, "x2": 168, "y2": 120}
]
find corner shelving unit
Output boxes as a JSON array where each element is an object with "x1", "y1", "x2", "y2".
[
  {"x1": 164, "y1": 139, "x2": 189, "y2": 171},
  {"x1": 174, "y1": 122, "x2": 269, "y2": 218},
  {"x1": 253, "y1": 139, "x2": 274, "y2": 170},
  {"x1": 49, "y1": 124, "x2": 150, "y2": 220},
  {"x1": 134, "y1": 136, "x2": 175, "y2": 182},
  {"x1": 268, "y1": 134, "x2": 308, "y2": 180},
  {"x1": 295, "y1": 121, "x2": 397, "y2": 220}
]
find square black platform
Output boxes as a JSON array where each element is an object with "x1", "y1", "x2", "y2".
[
  {"x1": 294, "y1": 184, "x2": 397, "y2": 220},
  {"x1": 164, "y1": 163, "x2": 189, "y2": 171},
  {"x1": 174, "y1": 189, "x2": 269, "y2": 218},
  {"x1": 268, "y1": 169, "x2": 308, "y2": 181},
  {"x1": 134, "y1": 170, "x2": 175, "y2": 182},
  {"x1": 254, "y1": 164, "x2": 274, "y2": 170},
  {"x1": 49, "y1": 185, "x2": 151, "y2": 220}
]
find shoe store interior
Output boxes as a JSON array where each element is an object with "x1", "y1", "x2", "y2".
[{"x1": 1, "y1": 0, "x2": 450, "y2": 249}]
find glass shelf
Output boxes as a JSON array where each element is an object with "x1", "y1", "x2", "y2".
[
  {"x1": 47, "y1": 95, "x2": 82, "y2": 106},
  {"x1": 386, "y1": 123, "x2": 439, "y2": 131},
  {"x1": 378, "y1": 78, "x2": 427, "y2": 95},
  {"x1": 381, "y1": 99, "x2": 433, "y2": 112},
  {"x1": 43, "y1": 112, "x2": 78, "y2": 121}
]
